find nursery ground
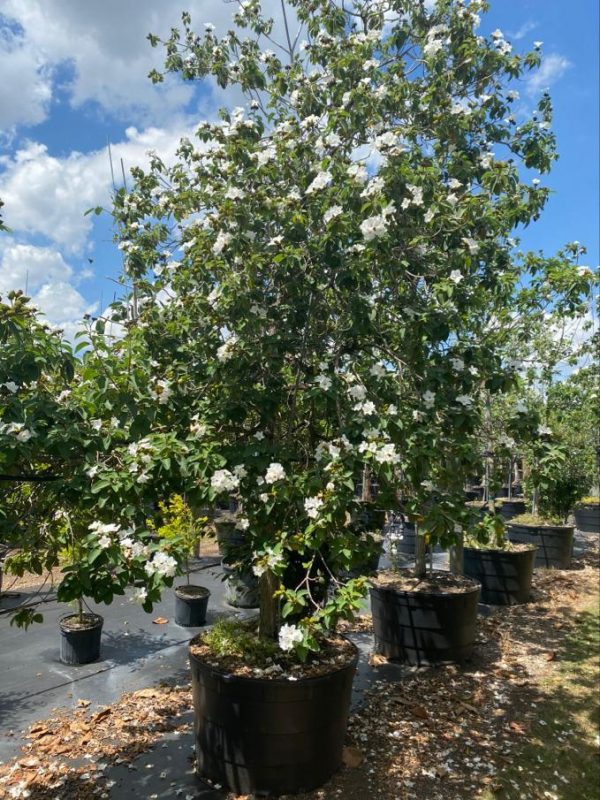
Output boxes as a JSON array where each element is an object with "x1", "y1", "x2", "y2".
[{"x1": 0, "y1": 532, "x2": 598, "y2": 800}]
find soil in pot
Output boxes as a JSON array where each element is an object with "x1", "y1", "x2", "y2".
[
  {"x1": 506, "y1": 522, "x2": 574, "y2": 569},
  {"x1": 370, "y1": 570, "x2": 480, "y2": 666},
  {"x1": 175, "y1": 585, "x2": 210, "y2": 627},
  {"x1": 189, "y1": 632, "x2": 358, "y2": 795},
  {"x1": 463, "y1": 544, "x2": 536, "y2": 605},
  {"x1": 59, "y1": 612, "x2": 103, "y2": 665},
  {"x1": 574, "y1": 503, "x2": 600, "y2": 534},
  {"x1": 221, "y1": 559, "x2": 259, "y2": 608}
]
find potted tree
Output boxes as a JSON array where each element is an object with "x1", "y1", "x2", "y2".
[
  {"x1": 463, "y1": 510, "x2": 537, "y2": 605},
  {"x1": 574, "y1": 497, "x2": 600, "y2": 534},
  {"x1": 153, "y1": 495, "x2": 211, "y2": 626},
  {"x1": 3, "y1": 0, "x2": 585, "y2": 793}
]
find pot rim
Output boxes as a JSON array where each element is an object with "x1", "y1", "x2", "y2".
[
  {"x1": 59, "y1": 612, "x2": 103, "y2": 631},
  {"x1": 175, "y1": 584, "x2": 211, "y2": 598},
  {"x1": 507, "y1": 522, "x2": 574, "y2": 533},
  {"x1": 464, "y1": 543, "x2": 537, "y2": 554},
  {"x1": 188, "y1": 635, "x2": 358, "y2": 685},
  {"x1": 370, "y1": 576, "x2": 481, "y2": 598}
]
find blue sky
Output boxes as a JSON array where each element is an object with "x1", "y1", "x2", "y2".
[{"x1": 0, "y1": 0, "x2": 598, "y2": 338}]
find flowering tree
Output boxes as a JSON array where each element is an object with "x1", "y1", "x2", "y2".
[
  {"x1": 71, "y1": 0, "x2": 595, "y2": 656},
  {"x1": 0, "y1": 294, "x2": 197, "y2": 626}
]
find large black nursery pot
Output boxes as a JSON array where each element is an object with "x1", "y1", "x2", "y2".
[
  {"x1": 495, "y1": 498, "x2": 526, "y2": 521},
  {"x1": 506, "y1": 523, "x2": 574, "y2": 569},
  {"x1": 189, "y1": 642, "x2": 359, "y2": 795},
  {"x1": 388, "y1": 519, "x2": 444, "y2": 556},
  {"x1": 574, "y1": 502, "x2": 600, "y2": 534},
  {"x1": 214, "y1": 513, "x2": 245, "y2": 559},
  {"x1": 463, "y1": 545, "x2": 536, "y2": 605},
  {"x1": 222, "y1": 559, "x2": 259, "y2": 608},
  {"x1": 175, "y1": 585, "x2": 210, "y2": 627},
  {"x1": 59, "y1": 613, "x2": 103, "y2": 665},
  {"x1": 370, "y1": 576, "x2": 480, "y2": 666}
]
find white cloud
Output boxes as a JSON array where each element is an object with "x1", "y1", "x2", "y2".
[
  {"x1": 507, "y1": 20, "x2": 538, "y2": 41},
  {"x1": 525, "y1": 53, "x2": 571, "y2": 95},
  {"x1": 0, "y1": 240, "x2": 95, "y2": 335},
  {"x1": 0, "y1": 0, "x2": 293, "y2": 127},
  {"x1": 0, "y1": 26, "x2": 52, "y2": 131},
  {"x1": 0, "y1": 125, "x2": 195, "y2": 252}
]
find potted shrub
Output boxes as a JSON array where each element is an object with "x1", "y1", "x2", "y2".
[
  {"x1": 574, "y1": 496, "x2": 600, "y2": 534},
  {"x1": 506, "y1": 512, "x2": 574, "y2": 570},
  {"x1": 371, "y1": 498, "x2": 481, "y2": 666},
  {"x1": 463, "y1": 512, "x2": 537, "y2": 605},
  {"x1": 494, "y1": 496, "x2": 527, "y2": 521},
  {"x1": 153, "y1": 495, "x2": 211, "y2": 627}
]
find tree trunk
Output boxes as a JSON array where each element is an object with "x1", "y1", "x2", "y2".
[
  {"x1": 414, "y1": 525, "x2": 427, "y2": 579},
  {"x1": 449, "y1": 533, "x2": 464, "y2": 576},
  {"x1": 258, "y1": 570, "x2": 280, "y2": 641}
]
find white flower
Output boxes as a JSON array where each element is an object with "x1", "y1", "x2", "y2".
[
  {"x1": 236, "y1": 517, "x2": 250, "y2": 531},
  {"x1": 278, "y1": 623, "x2": 303, "y2": 652},
  {"x1": 323, "y1": 205, "x2": 343, "y2": 225},
  {"x1": 447, "y1": 193, "x2": 459, "y2": 205},
  {"x1": 259, "y1": 492, "x2": 269, "y2": 503},
  {"x1": 3, "y1": 381, "x2": 18, "y2": 393},
  {"x1": 374, "y1": 443, "x2": 401, "y2": 465},
  {"x1": 225, "y1": 186, "x2": 245, "y2": 200},
  {"x1": 145, "y1": 551, "x2": 178, "y2": 579},
  {"x1": 217, "y1": 334, "x2": 238, "y2": 361},
  {"x1": 233, "y1": 464, "x2": 248, "y2": 479},
  {"x1": 16, "y1": 429, "x2": 35, "y2": 442},
  {"x1": 254, "y1": 431, "x2": 265, "y2": 441},
  {"x1": 315, "y1": 374, "x2": 332, "y2": 391},
  {"x1": 347, "y1": 163, "x2": 369, "y2": 184},
  {"x1": 361, "y1": 176, "x2": 385, "y2": 197},
  {"x1": 412, "y1": 409, "x2": 424, "y2": 421},
  {"x1": 265, "y1": 462, "x2": 286, "y2": 484},
  {"x1": 455, "y1": 395, "x2": 474, "y2": 407},
  {"x1": 90, "y1": 418, "x2": 103, "y2": 431},
  {"x1": 533, "y1": 40, "x2": 543, "y2": 49},
  {"x1": 422, "y1": 390, "x2": 436, "y2": 409},
  {"x1": 450, "y1": 357, "x2": 465, "y2": 371},
  {"x1": 305, "y1": 170, "x2": 332, "y2": 195},
  {"x1": 361, "y1": 400, "x2": 377, "y2": 416},
  {"x1": 424, "y1": 207, "x2": 435, "y2": 223},
  {"x1": 211, "y1": 469, "x2": 240, "y2": 493},
  {"x1": 449, "y1": 270, "x2": 463, "y2": 284},
  {"x1": 137, "y1": 472, "x2": 151, "y2": 484},
  {"x1": 360, "y1": 213, "x2": 389, "y2": 241},
  {"x1": 150, "y1": 379, "x2": 172, "y2": 405},
  {"x1": 304, "y1": 496, "x2": 324, "y2": 519},
  {"x1": 514, "y1": 400, "x2": 528, "y2": 414},
  {"x1": 132, "y1": 587, "x2": 147, "y2": 604},
  {"x1": 538, "y1": 424, "x2": 553, "y2": 436},
  {"x1": 375, "y1": 131, "x2": 398, "y2": 150},
  {"x1": 387, "y1": 404, "x2": 398, "y2": 416},
  {"x1": 213, "y1": 231, "x2": 233, "y2": 255},
  {"x1": 462, "y1": 237, "x2": 480, "y2": 254},
  {"x1": 369, "y1": 363, "x2": 387, "y2": 379},
  {"x1": 98, "y1": 535, "x2": 112, "y2": 549}
]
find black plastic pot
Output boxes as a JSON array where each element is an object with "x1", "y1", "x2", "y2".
[
  {"x1": 214, "y1": 515, "x2": 246, "y2": 559},
  {"x1": 370, "y1": 578, "x2": 480, "y2": 665},
  {"x1": 389, "y1": 520, "x2": 444, "y2": 556},
  {"x1": 59, "y1": 613, "x2": 103, "y2": 665},
  {"x1": 495, "y1": 499, "x2": 526, "y2": 521},
  {"x1": 222, "y1": 560, "x2": 259, "y2": 608},
  {"x1": 574, "y1": 503, "x2": 600, "y2": 534},
  {"x1": 189, "y1": 641, "x2": 358, "y2": 795},
  {"x1": 506, "y1": 523, "x2": 574, "y2": 569},
  {"x1": 463, "y1": 546, "x2": 536, "y2": 605},
  {"x1": 465, "y1": 486, "x2": 484, "y2": 501},
  {"x1": 175, "y1": 585, "x2": 210, "y2": 627}
]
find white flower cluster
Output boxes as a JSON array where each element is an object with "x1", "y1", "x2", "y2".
[
  {"x1": 401, "y1": 184, "x2": 424, "y2": 209},
  {"x1": 217, "y1": 334, "x2": 238, "y2": 361},
  {"x1": 253, "y1": 548, "x2": 284, "y2": 577},
  {"x1": 323, "y1": 205, "x2": 343, "y2": 225},
  {"x1": 149, "y1": 379, "x2": 172, "y2": 405},
  {"x1": 278, "y1": 623, "x2": 303, "y2": 652},
  {"x1": 213, "y1": 231, "x2": 233, "y2": 255},
  {"x1": 0, "y1": 421, "x2": 36, "y2": 442},
  {"x1": 145, "y1": 551, "x2": 178, "y2": 579},
  {"x1": 304, "y1": 496, "x2": 324, "y2": 519},
  {"x1": 359, "y1": 440, "x2": 401, "y2": 465},
  {"x1": 423, "y1": 24, "x2": 449, "y2": 58},
  {"x1": 264, "y1": 462, "x2": 286, "y2": 484},
  {"x1": 305, "y1": 170, "x2": 332, "y2": 195},
  {"x1": 211, "y1": 469, "x2": 240, "y2": 493},
  {"x1": 360, "y1": 204, "x2": 395, "y2": 241}
]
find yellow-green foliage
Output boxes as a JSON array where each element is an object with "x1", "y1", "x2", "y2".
[
  {"x1": 154, "y1": 494, "x2": 206, "y2": 557},
  {"x1": 578, "y1": 496, "x2": 599, "y2": 506},
  {"x1": 200, "y1": 618, "x2": 279, "y2": 666}
]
